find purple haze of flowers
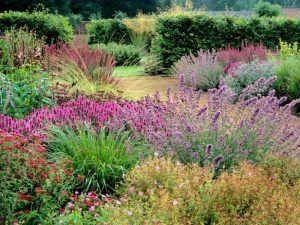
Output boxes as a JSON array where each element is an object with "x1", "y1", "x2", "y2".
[
  {"x1": 0, "y1": 96, "x2": 136, "y2": 138},
  {"x1": 0, "y1": 76, "x2": 299, "y2": 167}
]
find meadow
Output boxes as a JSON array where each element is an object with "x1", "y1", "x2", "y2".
[{"x1": 0, "y1": 4, "x2": 300, "y2": 225}]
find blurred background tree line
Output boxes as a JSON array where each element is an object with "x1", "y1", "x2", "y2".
[{"x1": 1, "y1": 0, "x2": 300, "y2": 19}]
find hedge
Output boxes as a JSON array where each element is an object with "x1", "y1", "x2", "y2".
[
  {"x1": 86, "y1": 19, "x2": 131, "y2": 45},
  {"x1": 0, "y1": 11, "x2": 73, "y2": 44},
  {"x1": 92, "y1": 43, "x2": 141, "y2": 66},
  {"x1": 152, "y1": 15, "x2": 300, "y2": 68}
]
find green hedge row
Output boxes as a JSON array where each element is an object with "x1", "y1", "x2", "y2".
[
  {"x1": 86, "y1": 19, "x2": 131, "y2": 45},
  {"x1": 152, "y1": 15, "x2": 300, "y2": 68},
  {"x1": 0, "y1": 11, "x2": 73, "y2": 44}
]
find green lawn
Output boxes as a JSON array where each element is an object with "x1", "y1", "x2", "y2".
[{"x1": 113, "y1": 66, "x2": 145, "y2": 77}]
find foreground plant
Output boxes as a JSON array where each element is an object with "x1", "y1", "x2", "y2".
[
  {"x1": 0, "y1": 130, "x2": 78, "y2": 224},
  {"x1": 46, "y1": 124, "x2": 147, "y2": 192},
  {"x1": 104, "y1": 157, "x2": 300, "y2": 225}
]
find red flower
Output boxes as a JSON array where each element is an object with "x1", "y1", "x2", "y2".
[
  {"x1": 18, "y1": 193, "x2": 33, "y2": 201},
  {"x1": 40, "y1": 173, "x2": 48, "y2": 179},
  {"x1": 24, "y1": 210, "x2": 31, "y2": 214},
  {"x1": 35, "y1": 187, "x2": 47, "y2": 195},
  {"x1": 77, "y1": 174, "x2": 85, "y2": 183}
]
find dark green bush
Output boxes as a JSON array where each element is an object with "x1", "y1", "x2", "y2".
[
  {"x1": 152, "y1": 15, "x2": 300, "y2": 68},
  {"x1": 86, "y1": 19, "x2": 131, "y2": 45},
  {"x1": 92, "y1": 42, "x2": 141, "y2": 66},
  {"x1": 254, "y1": 1, "x2": 282, "y2": 17},
  {"x1": 0, "y1": 11, "x2": 73, "y2": 44}
]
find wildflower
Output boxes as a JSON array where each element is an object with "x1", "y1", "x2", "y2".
[
  {"x1": 172, "y1": 199, "x2": 179, "y2": 206},
  {"x1": 67, "y1": 202, "x2": 75, "y2": 209},
  {"x1": 77, "y1": 174, "x2": 84, "y2": 182},
  {"x1": 127, "y1": 210, "x2": 133, "y2": 216},
  {"x1": 89, "y1": 206, "x2": 95, "y2": 211}
]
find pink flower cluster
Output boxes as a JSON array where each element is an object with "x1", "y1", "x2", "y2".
[{"x1": 0, "y1": 96, "x2": 131, "y2": 138}]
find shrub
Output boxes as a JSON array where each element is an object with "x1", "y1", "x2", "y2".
[
  {"x1": 152, "y1": 15, "x2": 300, "y2": 68},
  {"x1": 0, "y1": 129, "x2": 78, "y2": 224},
  {"x1": 0, "y1": 11, "x2": 73, "y2": 44},
  {"x1": 217, "y1": 43, "x2": 271, "y2": 68},
  {"x1": 105, "y1": 157, "x2": 300, "y2": 224},
  {"x1": 108, "y1": 78, "x2": 300, "y2": 172},
  {"x1": 0, "y1": 29, "x2": 45, "y2": 73},
  {"x1": 86, "y1": 19, "x2": 131, "y2": 45},
  {"x1": 46, "y1": 124, "x2": 147, "y2": 192},
  {"x1": 171, "y1": 50, "x2": 223, "y2": 91},
  {"x1": 92, "y1": 43, "x2": 141, "y2": 66},
  {"x1": 225, "y1": 60, "x2": 279, "y2": 97},
  {"x1": 68, "y1": 14, "x2": 83, "y2": 29},
  {"x1": 276, "y1": 56, "x2": 300, "y2": 106},
  {"x1": 254, "y1": 1, "x2": 282, "y2": 17},
  {"x1": 259, "y1": 154, "x2": 300, "y2": 186},
  {"x1": 0, "y1": 65, "x2": 53, "y2": 119}
]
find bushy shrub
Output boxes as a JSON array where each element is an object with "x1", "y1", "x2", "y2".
[
  {"x1": 0, "y1": 129, "x2": 78, "y2": 224},
  {"x1": 254, "y1": 1, "x2": 282, "y2": 17},
  {"x1": 276, "y1": 56, "x2": 300, "y2": 105},
  {"x1": 86, "y1": 19, "x2": 131, "y2": 45},
  {"x1": 152, "y1": 15, "x2": 300, "y2": 68},
  {"x1": 0, "y1": 11, "x2": 73, "y2": 44},
  {"x1": 92, "y1": 43, "x2": 141, "y2": 66},
  {"x1": 46, "y1": 124, "x2": 147, "y2": 192},
  {"x1": 68, "y1": 14, "x2": 83, "y2": 29},
  {"x1": 115, "y1": 79, "x2": 299, "y2": 172},
  {"x1": 225, "y1": 60, "x2": 279, "y2": 97},
  {"x1": 0, "y1": 65, "x2": 53, "y2": 119},
  {"x1": 217, "y1": 43, "x2": 271, "y2": 68},
  {"x1": 105, "y1": 157, "x2": 300, "y2": 224},
  {"x1": 171, "y1": 50, "x2": 223, "y2": 91}
]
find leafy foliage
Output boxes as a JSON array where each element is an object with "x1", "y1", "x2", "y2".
[
  {"x1": 254, "y1": 1, "x2": 282, "y2": 17},
  {"x1": 0, "y1": 130, "x2": 78, "y2": 224},
  {"x1": 0, "y1": 11, "x2": 73, "y2": 44},
  {"x1": 0, "y1": 65, "x2": 53, "y2": 119},
  {"x1": 225, "y1": 60, "x2": 278, "y2": 97},
  {"x1": 46, "y1": 124, "x2": 147, "y2": 192},
  {"x1": 92, "y1": 43, "x2": 141, "y2": 66},
  {"x1": 152, "y1": 15, "x2": 300, "y2": 68},
  {"x1": 104, "y1": 157, "x2": 300, "y2": 224},
  {"x1": 86, "y1": 19, "x2": 131, "y2": 45},
  {"x1": 171, "y1": 50, "x2": 223, "y2": 90}
]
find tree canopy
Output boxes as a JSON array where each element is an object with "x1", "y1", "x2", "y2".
[{"x1": 0, "y1": 0, "x2": 299, "y2": 18}]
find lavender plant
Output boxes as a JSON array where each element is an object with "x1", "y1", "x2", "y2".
[
  {"x1": 171, "y1": 50, "x2": 223, "y2": 91},
  {"x1": 224, "y1": 60, "x2": 279, "y2": 98},
  {"x1": 109, "y1": 76, "x2": 300, "y2": 172}
]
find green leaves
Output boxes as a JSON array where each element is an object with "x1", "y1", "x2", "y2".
[{"x1": 0, "y1": 65, "x2": 53, "y2": 118}]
